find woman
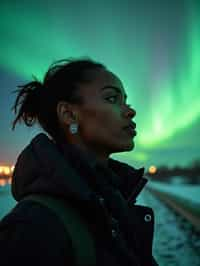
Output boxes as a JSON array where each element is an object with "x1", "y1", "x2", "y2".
[{"x1": 0, "y1": 58, "x2": 158, "y2": 265}]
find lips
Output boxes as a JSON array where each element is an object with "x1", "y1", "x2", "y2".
[
  {"x1": 123, "y1": 123, "x2": 137, "y2": 137},
  {"x1": 123, "y1": 122, "x2": 136, "y2": 130},
  {"x1": 124, "y1": 127, "x2": 137, "y2": 137}
]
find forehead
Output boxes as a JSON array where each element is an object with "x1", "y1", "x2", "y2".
[
  {"x1": 92, "y1": 69, "x2": 124, "y2": 88},
  {"x1": 80, "y1": 69, "x2": 126, "y2": 97}
]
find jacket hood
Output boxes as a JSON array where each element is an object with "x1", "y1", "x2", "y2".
[{"x1": 12, "y1": 133, "x2": 147, "y2": 204}]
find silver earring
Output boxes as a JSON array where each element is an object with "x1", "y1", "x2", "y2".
[{"x1": 69, "y1": 123, "x2": 78, "y2": 134}]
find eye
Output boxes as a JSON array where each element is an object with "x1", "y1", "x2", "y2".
[
  {"x1": 105, "y1": 95, "x2": 132, "y2": 108},
  {"x1": 106, "y1": 95, "x2": 118, "y2": 103}
]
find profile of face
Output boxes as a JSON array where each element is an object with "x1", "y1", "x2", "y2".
[{"x1": 58, "y1": 68, "x2": 136, "y2": 161}]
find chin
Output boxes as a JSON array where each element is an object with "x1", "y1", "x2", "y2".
[
  {"x1": 111, "y1": 140, "x2": 135, "y2": 153},
  {"x1": 123, "y1": 141, "x2": 135, "y2": 151}
]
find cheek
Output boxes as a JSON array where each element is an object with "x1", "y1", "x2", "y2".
[{"x1": 79, "y1": 105, "x2": 120, "y2": 137}]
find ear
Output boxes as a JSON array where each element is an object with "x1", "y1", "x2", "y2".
[{"x1": 56, "y1": 101, "x2": 76, "y2": 126}]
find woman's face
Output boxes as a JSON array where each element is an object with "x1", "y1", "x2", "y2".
[{"x1": 63, "y1": 68, "x2": 136, "y2": 161}]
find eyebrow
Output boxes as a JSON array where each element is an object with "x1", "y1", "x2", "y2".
[{"x1": 101, "y1": 86, "x2": 127, "y2": 100}]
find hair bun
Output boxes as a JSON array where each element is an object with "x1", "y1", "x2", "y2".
[{"x1": 12, "y1": 80, "x2": 45, "y2": 129}]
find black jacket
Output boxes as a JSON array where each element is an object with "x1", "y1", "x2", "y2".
[{"x1": 0, "y1": 133, "x2": 158, "y2": 266}]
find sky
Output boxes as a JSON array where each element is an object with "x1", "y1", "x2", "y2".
[{"x1": 0, "y1": 0, "x2": 200, "y2": 169}]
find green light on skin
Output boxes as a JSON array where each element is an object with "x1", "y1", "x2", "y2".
[{"x1": 112, "y1": 150, "x2": 149, "y2": 165}]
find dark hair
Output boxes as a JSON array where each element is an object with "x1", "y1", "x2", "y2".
[{"x1": 12, "y1": 57, "x2": 105, "y2": 140}]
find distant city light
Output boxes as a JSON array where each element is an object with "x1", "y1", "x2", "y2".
[
  {"x1": 0, "y1": 165, "x2": 14, "y2": 175},
  {"x1": 0, "y1": 179, "x2": 6, "y2": 186},
  {"x1": 149, "y1": 165, "x2": 157, "y2": 174},
  {"x1": 11, "y1": 165, "x2": 15, "y2": 172},
  {"x1": 0, "y1": 165, "x2": 13, "y2": 186}
]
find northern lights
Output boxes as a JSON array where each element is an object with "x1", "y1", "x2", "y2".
[{"x1": 0, "y1": 0, "x2": 199, "y2": 168}]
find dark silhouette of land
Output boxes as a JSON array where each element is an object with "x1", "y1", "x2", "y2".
[
  {"x1": 1, "y1": 160, "x2": 200, "y2": 184},
  {"x1": 147, "y1": 160, "x2": 200, "y2": 184}
]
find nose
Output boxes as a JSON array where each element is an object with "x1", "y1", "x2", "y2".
[{"x1": 124, "y1": 105, "x2": 136, "y2": 118}]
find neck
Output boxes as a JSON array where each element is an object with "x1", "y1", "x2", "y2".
[
  {"x1": 75, "y1": 143, "x2": 110, "y2": 167},
  {"x1": 58, "y1": 135, "x2": 110, "y2": 167}
]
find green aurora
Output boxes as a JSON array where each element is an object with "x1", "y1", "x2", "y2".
[{"x1": 0, "y1": 0, "x2": 199, "y2": 167}]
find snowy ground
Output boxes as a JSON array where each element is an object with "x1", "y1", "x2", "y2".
[
  {"x1": 137, "y1": 187, "x2": 200, "y2": 266},
  {"x1": 0, "y1": 185, "x2": 16, "y2": 219},
  {"x1": 147, "y1": 181, "x2": 200, "y2": 205}
]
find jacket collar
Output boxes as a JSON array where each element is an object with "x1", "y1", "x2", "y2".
[
  {"x1": 12, "y1": 133, "x2": 147, "y2": 204},
  {"x1": 57, "y1": 135, "x2": 148, "y2": 202}
]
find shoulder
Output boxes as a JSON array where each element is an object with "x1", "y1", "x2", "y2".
[
  {"x1": 0, "y1": 200, "x2": 75, "y2": 266},
  {"x1": 2, "y1": 199, "x2": 61, "y2": 223}
]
